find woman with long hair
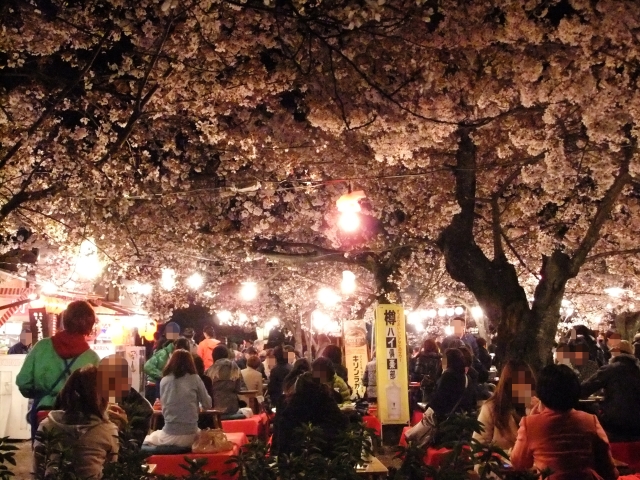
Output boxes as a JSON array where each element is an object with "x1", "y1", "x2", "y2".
[
  {"x1": 143, "y1": 349, "x2": 212, "y2": 448},
  {"x1": 429, "y1": 348, "x2": 476, "y2": 418},
  {"x1": 283, "y1": 358, "x2": 311, "y2": 396},
  {"x1": 472, "y1": 361, "x2": 537, "y2": 451},
  {"x1": 34, "y1": 366, "x2": 118, "y2": 479},
  {"x1": 205, "y1": 344, "x2": 248, "y2": 416}
]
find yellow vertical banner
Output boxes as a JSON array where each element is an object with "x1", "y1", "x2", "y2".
[
  {"x1": 375, "y1": 304, "x2": 410, "y2": 424},
  {"x1": 344, "y1": 319, "x2": 369, "y2": 398}
]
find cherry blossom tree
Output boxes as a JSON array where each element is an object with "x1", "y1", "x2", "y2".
[{"x1": 3, "y1": 0, "x2": 640, "y2": 366}]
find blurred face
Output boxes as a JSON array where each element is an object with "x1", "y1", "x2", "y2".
[
  {"x1": 98, "y1": 356, "x2": 132, "y2": 403},
  {"x1": 312, "y1": 368, "x2": 329, "y2": 384},
  {"x1": 453, "y1": 319, "x2": 465, "y2": 338},
  {"x1": 573, "y1": 349, "x2": 587, "y2": 366},
  {"x1": 609, "y1": 337, "x2": 621, "y2": 351},
  {"x1": 287, "y1": 352, "x2": 295, "y2": 364},
  {"x1": 166, "y1": 323, "x2": 180, "y2": 340},
  {"x1": 20, "y1": 332, "x2": 32, "y2": 345},
  {"x1": 267, "y1": 356, "x2": 276, "y2": 368},
  {"x1": 511, "y1": 370, "x2": 534, "y2": 405}
]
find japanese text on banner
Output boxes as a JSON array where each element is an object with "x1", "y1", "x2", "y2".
[{"x1": 375, "y1": 304, "x2": 409, "y2": 424}]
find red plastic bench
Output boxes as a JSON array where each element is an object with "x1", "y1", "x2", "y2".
[
  {"x1": 611, "y1": 442, "x2": 640, "y2": 472},
  {"x1": 221, "y1": 412, "x2": 269, "y2": 440}
]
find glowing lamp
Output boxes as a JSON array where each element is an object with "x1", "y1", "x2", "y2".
[
  {"x1": 240, "y1": 282, "x2": 258, "y2": 301},
  {"x1": 336, "y1": 190, "x2": 366, "y2": 232},
  {"x1": 471, "y1": 306, "x2": 484, "y2": 320},
  {"x1": 341, "y1": 270, "x2": 356, "y2": 294},
  {"x1": 454, "y1": 306, "x2": 464, "y2": 316},
  {"x1": 186, "y1": 272, "x2": 204, "y2": 290},
  {"x1": 318, "y1": 287, "x2": 340, "y2": 307},
  {"x1": 436, "y1": 296, "x2": 447, "y2": 305},
  {"x1": 444, "y1": 325, "x2": 454, "y2": 336},
  {"x1": 77, "y1": 239, "x2": 103, "y2": 279},
  {"x1": 161, "y1": 268, "x2": 176, "y2": 291}
]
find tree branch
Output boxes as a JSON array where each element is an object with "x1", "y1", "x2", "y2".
[
  {"x1": 585, "y1": 248, "x2": 640, "y2": 262},
  {"x1": 569, "y1": 138, "x2": 634, "y2": 275},
  {"x1": 0, "y1": 26, "x2": 112, "y2": 171}
]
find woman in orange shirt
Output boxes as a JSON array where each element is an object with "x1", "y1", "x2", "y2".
[{"x1": 511, "y1": 364, "x2": 618, "y2": 480}]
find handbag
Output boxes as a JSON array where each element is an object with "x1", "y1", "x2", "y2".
[
  {"x1": 404, "y1": 375, "x2": 468, "y2": 448},
  {"x1": 191, "y1": 428, "x2": 233, "y2": 453}
]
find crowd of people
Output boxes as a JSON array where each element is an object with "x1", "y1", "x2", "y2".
[{"x1": 12, "y1": 301, "x2": 640, "y2": 479}]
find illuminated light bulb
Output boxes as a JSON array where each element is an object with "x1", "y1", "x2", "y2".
[
  {"x1": 41, "y1": 282, "x2": 57, "y2": 295},
  {"x1": 186, "y1": 272, "x2": 204, "y2": 290},
  {"x1": 454, "y1": 306, "x2": 464, "y2": 316},
  {"x1": 407, "y1": 311, "x2": 421, "y2": 324},
  {"x1": 427, "y1": 309, "x2": 437, "y2": 318},
  {"x1": 444, "y1": 325, "x2": 454, "y2": 336},
  {"x1": 240, "y1": 282, "x2": 258, "y2": 301},
  {"x1": 446, "y1": 307, "x2": 455, "y2": 317},
  {"x1": 312, "y1": 310, "x2": 331, "y2": 332},
  {"x1": 161, "y1": 268, "x2": 176, "y2": 291},
  {"x1": 341, "y1": 270, "x2": 356, "y2": 294},
  {"x1": 338, "y1": 211, "x2": 360, "y2": 232},
  {"x1": 436, "y1": 296, "x2": 447, "y2": 305},
  {"x1": 77, "y1": 239, "x2": 103, "y2": 279},
  {"x1": 471, "y1": 306, "x2": 484, "y2": 320},
  {"x1": 135, "y1": 283, "x2": 153, "y2": 296},
  {"x1": 217, "y1": 310, "x2": 232, "y2": 324},
  {"x1": 437, "y1": 308, "x2": 447, "y2": 317},
  {"x1": 318, "y1": 287, "x2": 340, "y2": 307},
  {"x1": 264, "y1": 317, "x2": 280, "y2": 332},
  {"x1": 27, "y1": 292, "x2": 39, "y2": 301},
  {"x1": 336, "y1": 190, "x2": 366, "y2": 232}
]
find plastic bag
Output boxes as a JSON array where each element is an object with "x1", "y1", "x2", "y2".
[{"x1": 191, "y1": 428, "x2": 233, "y2": 453}]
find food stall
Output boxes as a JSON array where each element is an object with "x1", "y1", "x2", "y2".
[{"x1": 0, "y1": 270, "x2": 155, "y2": 439}]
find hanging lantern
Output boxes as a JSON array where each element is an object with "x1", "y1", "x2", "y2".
[{"x1": 336, "y1": 190, "x2": 366, "y2": 232}]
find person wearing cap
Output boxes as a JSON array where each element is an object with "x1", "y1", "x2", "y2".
[{"x1": 581, "y1": 339, "x2": 640, "y2": 441}]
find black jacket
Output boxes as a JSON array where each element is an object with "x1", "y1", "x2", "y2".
[
  {"x1": 429, "y1": 370, "x2": 476, "y2": 418},
  {"x1": 267, "y1": 362, "x2": 292, "y2": 409},
  {"x1": 581, "y1": 354, "x2": 640, "y2": 432},
  {"x1": 410, "y1": 352, "x2": 442, "y2": 384},
  {"x1": 272, "y1": 385, "x2": 348, "y2": 457}
]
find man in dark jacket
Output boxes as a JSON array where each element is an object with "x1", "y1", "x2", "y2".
[
  {"x1": 8, "y1": 331, "x2": 31, "y2": 354},
  {"x1": 581, "y1": 341, "x2": 640, "y2": 441}
]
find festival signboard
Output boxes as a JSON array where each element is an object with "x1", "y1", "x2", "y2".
[
  {"x1": 28, "y1": 307, "x2": 49, "y2": 343},
  {"x1": 374, "y1": 304, "x2": 410, "y2": 424},
  {"x1": 344, "y1": 319, "x2": 368, "y2": 398}
]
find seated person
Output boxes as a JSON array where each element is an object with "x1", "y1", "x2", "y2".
[
  {"x1": 205, "y1": 344, "x2": 247, "y2": 416},
  {"x1": 430, "y1": 348, "x2": 476, "y2": 419},
  {"x1": 239, "y1": 354, "x2": 264, "y2": 405},
  {"x1": 35, "y1": 366, "x2": 118, "y2": 479},
  {"x1": 272, "y1": 372, "x2": 349, "y2": 457},
  {"x1": 97, "y1": 354, "x2": 153, "y2": 447},
  {"x1": 473, "y1": 361, "x2": 537, "y2": 453},
  {"x1": 581, "y1": 340, "x2": 640, "y2": 441},
  {"x1": 282, "y1": 358, "x2": 311, "y2": 397},
  {"x1": 511, "y1": 364, "x2": 618, "y2": 480},
  {"x1": 267, "y1": 346, "x2": 292, "y2": 410},
  {"x1": 312, "y1": 357, "x2": 350, "y2": 404},
  {"x1": 322, "y1": 345, "x2": 349, "y2": 385},
  {"x1": 143, "y1": 349, "x2": 212, "y2": 448}
]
